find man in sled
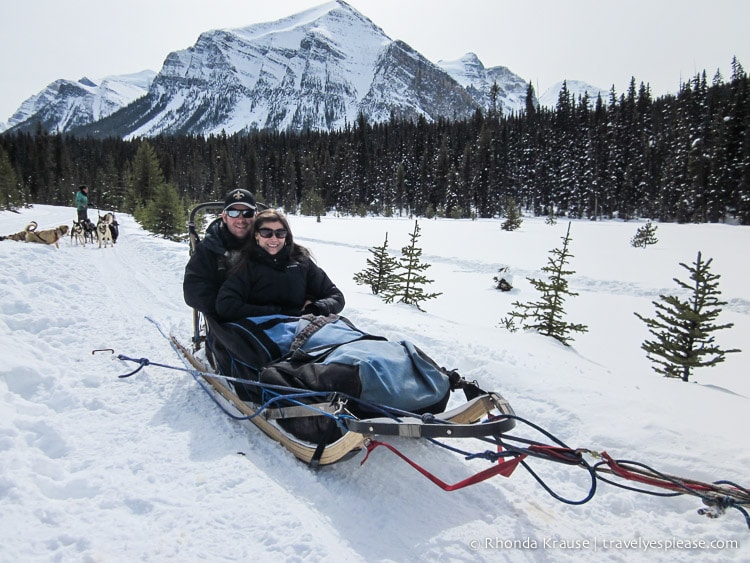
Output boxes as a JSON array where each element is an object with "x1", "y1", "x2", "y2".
[{"x1": 183, "y1": 189, "x2": 258, "y2": 318}]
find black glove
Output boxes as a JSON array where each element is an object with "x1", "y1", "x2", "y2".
[
  {"x1": 280, "y1": 307, "x2": 304, "y2": 317},
  {"x1": 303, "y1": 302, "x2": 321, "y2": 315}
]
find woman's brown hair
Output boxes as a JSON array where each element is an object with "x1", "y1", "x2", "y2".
[{"x1": 235, "y1": 209, "x2": 311, "y2": 269}]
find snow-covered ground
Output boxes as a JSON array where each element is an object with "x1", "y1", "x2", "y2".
[{"x1": 1, "y1": 205, "x2": 747, "y2": 562}]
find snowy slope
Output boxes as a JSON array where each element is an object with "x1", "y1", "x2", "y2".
[
  {"x1": 0, "y1": 206, "x2": 747, "y2": 562},
  {"x1": 438, "y1": 53, "x2": 531, "y2": 115},
  {"x1": 2, "y1": 71, "x2": 155, "y2": 133},
  {"x1": 539, "y1": 80, "x2": 609, "y2": 108}
]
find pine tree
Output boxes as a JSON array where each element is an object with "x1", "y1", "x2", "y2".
[
  {"x1": 507, "y1": 222, "x2": 588, "y2": 345},
  {"x1": 136, "y1": 182, "x2": 187, "y2": 241},
  {"x1": 501, "y1": 197, "x2": 523, "y2": 231},
  {"x1": 299, "y1": 158, "x2": 325, "y2": 218},
  {"x1": 125, "y1": 141, "x2": 166, "y2": 213},
  {"x1": 545, "y1": 206, "x2": 558, "y2": 225},
  {"x1": 300, "y1": 188, "x2": 325, "y2": 218},
  {"x1": 0, "y1": 146, "x2": 25, "y2": 210},
  {"x1": 630, "y1": 220, "x2": 659, "y2": 248},
  {"x1": 383, "y1": 220, "x2": 442, "y2": 311},
  {"x1": 282, "y1": 152, "x2": 298, "y2": 213},
  {"x1": 634, "y1": 251, "x2": 740, "y2": 381},
  {"x1": 353, "y1": 232, "x2": 400, "y2": 295}
]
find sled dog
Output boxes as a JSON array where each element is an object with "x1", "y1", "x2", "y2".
[
  {"x1": 70, "y1": 221, "x2": 86, "y2": 246},
  {"x1": 1, "y1": 221, "x2": 69, "y2": 248},
  {"x1": 97, "y1": 213, "x2": 114, "y2": 248},
  {"x1": 0, "y1": 221, "x2": 37, "y2": 242},
  {"x1": 80, "y1": 218, "x2": 96, "y2": 244}
]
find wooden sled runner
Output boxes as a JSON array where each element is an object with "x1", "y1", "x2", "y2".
[
  {"x1": 171, "y1": 334, "x2": 516, "y2": 466},
  {"x1": 172, "y1": 335, "x2": 364, "y2": 465}
]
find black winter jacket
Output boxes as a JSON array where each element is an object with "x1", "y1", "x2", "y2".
[
  {"x1": 183, "y1": 218, "x2": 245, "y2": 318},
  {"x1": 215, "y1": 245, "x2": 344, "y2": 321}
]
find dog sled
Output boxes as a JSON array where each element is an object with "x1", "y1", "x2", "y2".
[
  {"x1": 116, "y1": 201, "x2": 749, "y2": 528},
  {"x1": 175, "y1": 201, "x2": 516, "y2": 468}
]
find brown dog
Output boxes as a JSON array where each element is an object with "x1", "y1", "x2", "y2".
[
  {"x1": 1, "y1": 221, "x2": 69, "y2": 249},
  {"x1": 1, "y1": 221, "x2": 37, "y2": 242}
]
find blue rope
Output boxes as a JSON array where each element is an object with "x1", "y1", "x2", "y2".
[
  {"x1": 116, "y1": 355, "x2": 183, "y2": 378},
  {"x1": 114, "y1": 349, "x2": 351, "y2": 423}
]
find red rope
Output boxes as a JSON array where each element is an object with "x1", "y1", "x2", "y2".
[
  {"x1": 361, "y1": 440, "x2": 526, "y2": 491},
  {"x1": 600, "y1": 452, "x2": 714, "y2": 494}
]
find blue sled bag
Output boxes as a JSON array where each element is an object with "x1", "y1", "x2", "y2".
[{"x1": 258, "y1": 316, "x2": 455, "y2": 442}]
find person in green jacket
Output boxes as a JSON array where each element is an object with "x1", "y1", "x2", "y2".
[{"x1": 75, "y1": 185, "x2": 89, "y2": 222}]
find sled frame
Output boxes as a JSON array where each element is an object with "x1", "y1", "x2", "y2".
[{"x1": 182, "y1": 201, "x2": 515, "y2": 466}]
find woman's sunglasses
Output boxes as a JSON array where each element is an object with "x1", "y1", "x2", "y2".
[
  {"x1": 257, "y1": 227, "x2": 288, "y2": 239},
  {"x1": 226, "y1": 208, "x2": 255, "y2": 218}
]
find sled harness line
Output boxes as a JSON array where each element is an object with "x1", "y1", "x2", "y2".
[
  {"x1": 361, "y1": 439, "x2": 527, "y2": 491},
  {"x1": 113, "y1": 350, "x2": 352, "y2": 423},
  {"x1": 111, "y1": 346, "x2": 750, "y2": 529},
  {"x1": 592, "y1": 453, "x2": 750, "y2": 526}
]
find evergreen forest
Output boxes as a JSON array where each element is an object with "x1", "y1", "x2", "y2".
[{"x1": 1, "y1": 59, "x2": 748, "y2": 224}]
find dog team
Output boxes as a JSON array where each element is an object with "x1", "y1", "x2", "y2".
[
  {"x1": 0, "y1": 213, "x2": 119, "y2": 249},
  {"x1": 70, "y1": 213, "x2": 119, "y2": 248},
  {"x1": 1, "y1": 185, "x2": 119, "y2": 249}
]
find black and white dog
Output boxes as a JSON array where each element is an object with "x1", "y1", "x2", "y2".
[
  {"x1": 97, "y1": 213, "x2": 115, "y2": 248},
  {"x1": 70, "y1": 220, "x2": 86, "y2": 246},
  {"x1": 79, "y1": 218, "x2": 97, "y2": 245}
]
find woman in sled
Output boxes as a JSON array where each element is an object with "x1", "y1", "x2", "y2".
[
  {"x1": 210, "y1": 210, "x2": 455, "y2": 444},
  {"x1": 215, "y1": 209, "x2": 344, "y2": 321}
]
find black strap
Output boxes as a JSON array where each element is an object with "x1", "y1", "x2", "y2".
[{"x1": 309, "y1": 418, "x2": 340, "y2": 469}]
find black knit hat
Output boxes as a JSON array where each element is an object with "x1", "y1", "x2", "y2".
[{"x1": 223, "y1": 189, "x2": 256, "y2": 212}]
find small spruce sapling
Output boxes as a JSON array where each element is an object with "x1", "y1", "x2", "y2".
[
  {"x1": 634, "y1": 251, "x2": 740, "y2": 381},
  {"x1": 506, "y1": 222, "x2": 588, "y2": 345},
  {"x1": 383, "y1": 220, "x2": 442, "y2": 311},
  {"x1": 501, "y1": 197, "x2": 523, "y2": 231},
  {"x1": 630, "y1": 221, "x2": 659, "y2": 248},
  {"x1": 353, "y1": 232, "x2": 399, "y2": 295},
  {"x1": 545, "y1": 205, "x2": 558, "y2": 225}
]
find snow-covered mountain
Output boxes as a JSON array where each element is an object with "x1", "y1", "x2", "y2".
[
  {"x1": 6, "y1": 1, "x2": 533, "y2": 138},
  {"x1": 78, "y1": 0, "x2": 486, "y2": 138},
  {"x1": 2, "y1": 71, "x2": 155, "y2": 133},
  {"x1": 437, "y1": 53, "x2": 532, "y2": 115},
  {"x1": 538, "y1": 79, "x2": 609, "y2": 108}
]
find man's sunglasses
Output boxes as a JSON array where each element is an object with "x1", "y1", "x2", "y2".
[
  {"x1": 257, "y1": 227, "x2": 288, "y2": 239},
  {"x1": 226, "y1": 208, "x2": 255, "y2": 218}
]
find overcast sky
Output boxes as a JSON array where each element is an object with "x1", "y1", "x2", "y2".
[{"x1": 2, "y1": 0, "x2": 748, "y2": 121}]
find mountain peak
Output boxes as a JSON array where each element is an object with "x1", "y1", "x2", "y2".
[
  {"x1": 3, "y1": 71, "x2": 155, "y2": 133},
  {"x1": 437, "y1": 53, "x2": 532, "y2": 115},
  {"x1": 78, "y1": 77, "x2": 98, "y2": 88}
]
